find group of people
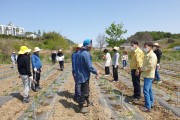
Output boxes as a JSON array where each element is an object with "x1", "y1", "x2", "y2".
[
  {"x1": 102, "y1": 40, "x2": 162, "y2": 112},
  {"x1": 51, "y1": 49, "x2": 65, "y2": 71},
  {"x1": 14, "y1": 38, "x2": 162, "y2": 113},
  {"x1": 16, "y1": 46, "x2": 42, "y2": 103},
  {"x1": 71, "y1": 39, "x2": 162, "y2": 113}
]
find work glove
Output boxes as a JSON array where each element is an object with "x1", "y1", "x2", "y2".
[
  {"x1": 157, "y1": 64, "x2": 160, "y2": 69},
  {"x1": 34, "y1": 68, "x2": 37, "y2": 72},
  {"x1": 29, "y1": 76, "x2": 33, "y2": 81}
]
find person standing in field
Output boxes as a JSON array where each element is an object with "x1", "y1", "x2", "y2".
[
  {"x1": 112, "y1": 46, "x2": 120, "y2": 82},
  {"x1": 121, "y1": 50, "x2": 128, "y2": 69},
  {"x1": 11, "y1": 52, "x2": 17, "y2": 68},
  {"x1": 56, "y1": 49, "x2": 64, "y2": 71},
  {"x1": 17, "y1": 46, "x2": 32, "y2": 103},
  {"x1": 130, "y1": 40, "x2": 144, "y2": 100},
  {"x1": 153, "y1": 43, "x2": 162, "y2": 83},
  {"x1": 140, "y1": 42, "x2": 157, "y2": 112},
  {"x1": 51, "y1": 50, "x2": 57, "y2": 65},
  {"x1": 103, "y1": 49, "x2": 111, "y2": 76},
  {"x1": 71, "y1": 44, "x2": 83, "y2": 102},
  {"x1": 75, "y1": 39, "x2": 99, "y2": 113},
  {"x1": 31, "y1": 47, "x2": 42, "y2": 92}
]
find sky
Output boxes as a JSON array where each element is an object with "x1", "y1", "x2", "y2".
[{"x1": 0, "y1": 0, "x2": 180, "y2": 44}]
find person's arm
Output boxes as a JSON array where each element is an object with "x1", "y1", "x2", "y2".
[
  {"x1": 25, "y1": 57, "x2": 32, "y2": 77},
  {"x1": 31, "y1": 55, "x2": 36, "y2": 70},
  {"x1": 115, "y1": 53, "x2": 119, "y2": 67},
  {"x1": 85, "y1": 54, "x2": 97, "y2": 75}
]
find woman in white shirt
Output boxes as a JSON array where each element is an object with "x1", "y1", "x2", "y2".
[
  {"x1": 103, "y1": 49, "x2": 111, "y2": 76},
  {"x1": 121, "y1": 50, "x2": 128, "y2": 69}
]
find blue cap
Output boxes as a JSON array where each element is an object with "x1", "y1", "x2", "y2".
[{"x1": 83, "y1": 39, "x2": 92, "y2": 47}]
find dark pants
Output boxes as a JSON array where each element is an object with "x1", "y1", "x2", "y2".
[
  {"x1": 33, "y1": 68, "x2": 41, "y2": 88},
  {"x1": 131, "y1": 69, "x2": 141, "y2": 99},
  {"x1": 72, "y1": 71, "x2": 81, "y2": 101},
  {"x1": 113, "y1": 65, "x2": 118, "y2": 81},
  {"x1": 79, "y1": 80, "x2": 89, "y2": 105},
  {"x1": 52, "y1": 59, "x2": 56, "y2": 65},
  {"x1": 105, "y1": 66, "x2": 110, "y2": 75},
  {"x1": 59, "y1": 61, "x2": 64, "y2": 70},
  {"x1": 123, "y1": 60, "x2": 127, "y2": 68},
  {"x1": 155, "y1": 67, "x2": 160, "y2": 81}
]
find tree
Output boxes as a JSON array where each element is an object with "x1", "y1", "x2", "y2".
[
  {"x1": 105, "y1": 22, "x2": 127, "y2": 47},
  {"x1": 96, "y1": 33, "x2": 106, "y2": 51}
]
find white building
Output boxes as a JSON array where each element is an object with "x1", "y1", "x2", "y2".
[
  {"x1": 0, "y1": 22, "x2": 25, "y2": 36},
  {"x1": 26, "y1": 33, "x2": 38, "y2": 39}
]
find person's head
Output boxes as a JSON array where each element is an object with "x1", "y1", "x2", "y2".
[
  {"x1": 83, "y1": 39, "x2": 92, "y2": 51},
  {"x1": 76, "y1": 43, "x2": 83, "y2": 51},
  {"x1": 12, "y1": 52, "x2": 16, "y2": 54},
  {"x1": 18, "y1": 46, "x2": 31, "y2": 55},
  {"x1": 123, "y1": 50, "x2": 127, "y2": 55},
  {"x1": 153, "y1": 43, "x2": 160, "y2": 50},
  {"x1": 103, "y1": 49, "x2": 108, "y2": 53},
  {"x1": 130, "y1": 40, "x2": 139, "y2": 51},
  {"x1": 144, "y1": 42, "x2": 154, "y2": 53},
  {"x1": 34, "y1": 47, "x2": 42, "y2": 55},
  {"x1": 113, "y1": 46, "x2": 119, "y2": 52}
]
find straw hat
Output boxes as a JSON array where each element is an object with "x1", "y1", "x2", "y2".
[
  {"x1": 59, "y1": 49, "x2": 62, "y2": 52},
  {"x1": 113, "y1": 46, "x2": 119, "y2": 51},
  {"x1": 154, "y1": 43, "x2": 160, "y2": 47},
  {"x1": 34, "y1": 47, "x2": 42, "y2": 52},
  {"x1": 18, "y1": 46, "x2": 31, "y2": 54},
  {"x1": 77, "y1": 44, "x2": 83, "y2": 48}
]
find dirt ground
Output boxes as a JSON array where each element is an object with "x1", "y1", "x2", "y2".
[
  {"x1": 48, "y1": 75, "x2": 112, "y2": 120},
  {"x1": 0, "y1": 63, "x2": 179, "y2": 120}
]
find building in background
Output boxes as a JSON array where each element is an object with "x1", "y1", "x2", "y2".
[{"x1": 0, "y1": 22, "x2": 25, "y2": 36}]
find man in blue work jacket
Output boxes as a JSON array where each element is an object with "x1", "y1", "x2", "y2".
[{"x1": 75, "y1": 39, "x2": 99, "y2": 113}]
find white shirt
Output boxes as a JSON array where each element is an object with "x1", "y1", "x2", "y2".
[
  {"x1": 121, "y1": 55, "x2": 128, "y2": 61},
  {"x1": 105, "y1": 53, "x2": 111, "y2": 66},
  {"x1": 112, "y1": 52, "x2": 119, "y2": 66}
]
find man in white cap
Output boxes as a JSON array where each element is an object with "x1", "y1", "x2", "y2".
[
  {"x1": 112, "y1": 46, "x2": 120, "y2": 82},
  {"x1": 31, "y1": 47, "x2": 42, "y2": 92},
  {"x1": 56, "y1": 49, "x2": 64, "y2": 71},
  {"x1": 153, "y1": 43, "x2": 162, "y2": 83},
  {"x1": 71, "y1": 43, "x2": 83, "y2": 102},
  {"x1": 17, "y1": 46, "x2": 32, "y2": 103}
]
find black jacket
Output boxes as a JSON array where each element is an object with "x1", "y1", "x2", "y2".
[
  {"x1": 154, "y1": 49, "x2": 162, "y2": 64},
  {"x1": 57, "y1": 52, "x2": 63, "y2": 57},
  {"x1": 17, "y1": 54, "x2": 32, "y2": 76},
  {"x1": 51, "y1": 53, "x2": 56, "y2": 60}
]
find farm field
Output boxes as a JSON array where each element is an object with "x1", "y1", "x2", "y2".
[{"x1": 0, "y1": 61, "x2": 179, "y2": 120}]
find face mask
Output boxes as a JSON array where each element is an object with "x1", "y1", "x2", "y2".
[
  {"x1": 144, "y1": 48, "x2": 149, "y2": 53},
  {"x1": 131, "y1": 46, "x2": 135, "y2": 51}
]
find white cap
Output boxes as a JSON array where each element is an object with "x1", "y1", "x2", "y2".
[
  {"x1": 113, "y1": 46, "x2": 119, "y2": 51},
  {"x1": 34, "y1": 47, "x2": 42, "y2": 52}
]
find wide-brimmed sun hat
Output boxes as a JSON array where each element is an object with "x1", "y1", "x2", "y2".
[
  {"x1": 34, "y1": 47, "x2": 42, "y2": 52},
  {"x1": 113, "y1": 46, "x2": 119, "y2": 51},
  {"x1": 154, "y1": 43, "x2": 160, "y2": 47},
  {"x1": 77, "y1": 44, "x2": 83, "y2": 48},
  {"x1": 18, "y1": 46, "x2": 31, "y2": 54}
]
